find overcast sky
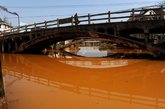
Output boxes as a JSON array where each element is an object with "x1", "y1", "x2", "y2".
[{"x1": 0, "y1": 0, "x2": 162, "y2": 25}]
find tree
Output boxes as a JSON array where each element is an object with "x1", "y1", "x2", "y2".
[{"x1": 157, "y1": 1, "x2": 165, "y2": 7}]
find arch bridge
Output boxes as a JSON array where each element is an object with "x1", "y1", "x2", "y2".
[{"x1": 1, "y1": 6, "x2": 165, "y2": 58}]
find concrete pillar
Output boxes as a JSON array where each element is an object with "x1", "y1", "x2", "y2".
[
  {"x1": 144, "y1": 29, "x2": 149, "y2": 44},
  {"x1": 114, "y1": 24, "x2": 120, "y2": 37},
  {"x1": 7, "y1": 42, "x2": 11, "y2": 53},
  {"x1": 29, "y1": 35, "x2": 32, "y2": 40},
  {"x1": 1, "y1": 41, "x2": 4, "y2": 53},
  {"x1": 145, "y1": 33, "x2": 149, "y2": 44},
  {"x1": 15, "y1": 41, "x2": 18, "y2": 50},
  {"x1": 114, "y1": 28, "x2": 119, "y2": 37}
]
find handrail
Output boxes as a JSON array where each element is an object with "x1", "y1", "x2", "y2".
[{"x1": 4, "y1": 6, "x2": 165, "y2": 35}]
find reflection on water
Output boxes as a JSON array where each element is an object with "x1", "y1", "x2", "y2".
[
  {"x1": 2, "y1": 53, "x2": 165, "y2": 109},
  {"x1": 45, "y1": 40, "x2": 153, "y2": 58},
  {"x1": 77, "y1": 46, "x2": 108, "y2": 57},
  {"x1": 48, "y1": 51, "x2": 129, "y2": 68},
  {"x1": 59, "y1": 59, "x2": 128, "y2": 68}
]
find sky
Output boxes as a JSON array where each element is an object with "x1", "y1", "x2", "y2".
[{"x1": 0, "y1": 0, "x2": 162, "y2": 26}]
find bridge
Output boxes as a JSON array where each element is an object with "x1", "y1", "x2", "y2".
[{"x1": 1, "y1": 6, "x2": 165, "y2": 58}]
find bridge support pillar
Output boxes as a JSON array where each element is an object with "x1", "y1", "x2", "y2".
[
  {"x1": 29, "y1": 35, "x2": 33, "y2": 41},
  {"x1": 7, "y1": 42, "x2": 11, "y2": 53},
  {"x1": 144, "y1": 33, "x2": 149, "y2": 43},
  {"x1": 15, "y1": 41, "x2": 18, "y2": 50},
  {"x1": 0, "y1": 40, "x2": 4, "y2": 52},
  {"x1": 144, "y1": 29, "x2": 149, "y2": 44},
  {"x1": 1, "y1": 41, "x2": 4, "y2": 53},
  {"x1": 114, "y1": 29, "x2": 119, "y2": 37}
]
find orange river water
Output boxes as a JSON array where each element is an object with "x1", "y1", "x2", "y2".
[{"x1": 1, "y1": 53, "x2": 165, "y2": 109}]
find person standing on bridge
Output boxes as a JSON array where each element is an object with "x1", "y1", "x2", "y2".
[{"x1": 74, "y1": 13, "x2": 80, "y2": 25}]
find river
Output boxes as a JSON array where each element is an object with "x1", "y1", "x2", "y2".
[{"x1": 1, "y1": 45, "x2": 165, "y2": 109}]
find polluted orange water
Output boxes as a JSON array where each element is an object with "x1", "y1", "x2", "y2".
[{"x1": 1, "y1": 53, "x2": 165, "y2": 109}]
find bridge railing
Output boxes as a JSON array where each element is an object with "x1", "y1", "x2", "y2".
[{"x1": 4, "y1": 6, "x2": 165, "y2": 35}]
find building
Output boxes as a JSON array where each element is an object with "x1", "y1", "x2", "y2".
[
  {"x1": 0, "y1": 18, "x2": 12, "y2": 34},
  {"x1": 128, "y1": 7, "x2": 165, "y2": 21},
  {"x1": 128, "y1": 7, "x2": 165, "y2": 44}
]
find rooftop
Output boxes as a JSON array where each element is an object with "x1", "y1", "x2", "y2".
[{"x1": 0, "y1": 18, "x2": 12, "y2": 27}]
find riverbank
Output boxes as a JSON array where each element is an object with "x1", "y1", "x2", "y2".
[{"x1": 0, "y1": 97, "x2": 7, "y2": 109}]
